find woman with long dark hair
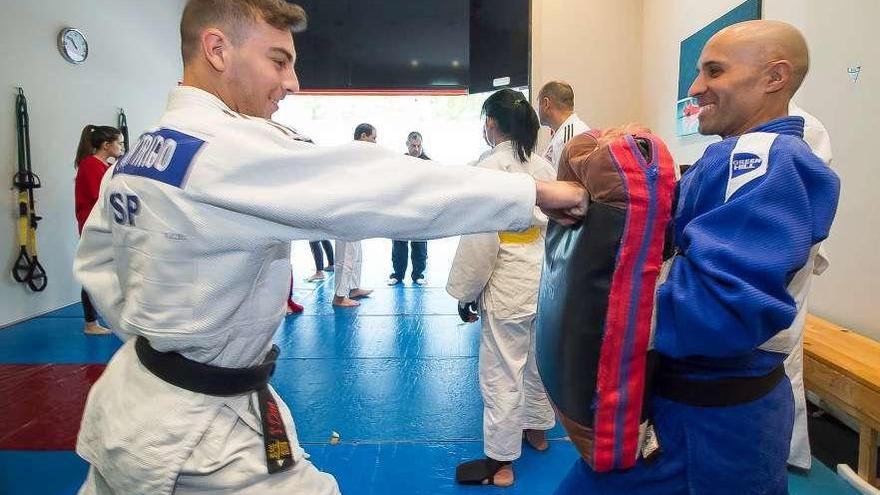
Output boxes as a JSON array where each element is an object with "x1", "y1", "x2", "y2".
[
  {"x1": 75, "y1": 125, "x2": 124, "y2": 334},
  {"x1": 447, "y1": 89, "x2": 557, "y2": 487}
]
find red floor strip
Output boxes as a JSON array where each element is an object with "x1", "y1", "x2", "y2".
[{"x1": 0, "y1": 364, "x2": 105, "y2": 450}]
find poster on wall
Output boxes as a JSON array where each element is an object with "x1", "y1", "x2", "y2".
[{"x1": 676, "y1": 0, "x2": 762, "y2": 136}]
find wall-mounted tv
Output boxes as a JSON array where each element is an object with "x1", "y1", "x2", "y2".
[{"x1": 291, "y1": 0, "x2": 530, "y2": 93}]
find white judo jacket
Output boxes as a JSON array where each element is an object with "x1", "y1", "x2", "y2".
[
  {"x1": 74, "y1": 86, "x2": 541, "y2": 494},
  {"x1": 447, "y1": 142, "x2": 556, "y2": 318}
]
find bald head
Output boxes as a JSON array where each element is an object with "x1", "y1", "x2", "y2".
[
  {"x1": 539, "y1": 81, "x2": 575, "y2": 110},
  {"x1": 711, "y1": 20, "x2": 809, "y2": 96},
  {"x1": 688, "y1": 20, "x2": 810, "y2": 138},
  {"x1": 538, "y1": 80, "x2": 575, "y2": 130}
]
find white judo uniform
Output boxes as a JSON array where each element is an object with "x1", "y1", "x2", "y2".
[
  {"x1": 334, "y1": 240, "x2": 362, "y2": 297},
  {"x1": 74, "y1": 86, "x2": 543, "y2": 495},
  {"x1": 446, "y1": 141, "x2": 557, "y2": 462},
  {"x1": 544, "y1": 113, "x2": 590, "y2": 170},
  {"x1": 781, "y1": 102, "x2": 834, "y2": 470}
]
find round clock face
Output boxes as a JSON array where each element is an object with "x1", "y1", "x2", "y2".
[{"x1": 58, "y1": 28, "x2": 88, "y2": 64}]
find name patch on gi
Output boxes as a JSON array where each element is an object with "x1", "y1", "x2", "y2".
[
  {"x1": 114, "y1": 128, "x2": 205, "y2": 188},
  {"x1": 725, "y1": 132, "x2": 776, "y2": 202}
]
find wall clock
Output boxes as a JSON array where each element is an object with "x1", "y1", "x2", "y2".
[{"x1": 58, "y1": 27, "x2": 88, "y2": 64}]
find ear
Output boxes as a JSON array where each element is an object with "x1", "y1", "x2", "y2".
[
  {"x1": 765, "y1": 59, "x2": 793, "y2": 94},
  {"x1": 201, "y1": 28, "x2": 231, "y2": 72}
]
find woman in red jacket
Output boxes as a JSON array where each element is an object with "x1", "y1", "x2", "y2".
[{"x1": 75, "y1": 125, "x2": 124, "y2": 335}]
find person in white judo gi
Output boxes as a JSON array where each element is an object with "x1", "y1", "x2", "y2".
[
  {"x1": 537, "y1": 80, "x2": 590, "y2": 170},
  {"x1": 447, "y1": 89, "x2": 557, "y2": 488},
  {"x1": 332, "y1": 123, "x2": 378, "y2": 308},
  {"x1": 782, "y1": 101, "x2": 834, "y2": 471},
  {"x1": 73, "y1": 1, "x2": 588, "y2": 494}
]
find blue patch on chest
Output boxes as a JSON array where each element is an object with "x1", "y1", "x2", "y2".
[
  {"x1": 113, "y1": 128, "x2": 205, "y2": 188},
  {"x1": 730, "y1": 153, "x2": 763, "y2": 178}
]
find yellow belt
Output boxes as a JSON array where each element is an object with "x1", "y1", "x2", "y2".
[{"x1": 498, "y1": 226, "x2": 541, "y2": 244}]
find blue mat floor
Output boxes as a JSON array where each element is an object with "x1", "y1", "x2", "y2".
[{"x1": 0, "y1": 238, "x2": 861, "y2": 494}]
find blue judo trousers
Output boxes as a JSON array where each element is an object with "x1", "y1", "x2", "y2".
[{"x1": 554, "y1": 117, "x2": 840, "y2": 495}]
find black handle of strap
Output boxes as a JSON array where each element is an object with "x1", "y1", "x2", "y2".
[
  {"x1": 12, "y1": 247, "x2": 30, "y2": 283},
  {"x1": 25, "y1": 258, "x2": 47, "y2": 292}
]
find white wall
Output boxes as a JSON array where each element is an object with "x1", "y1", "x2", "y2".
[
  {"x1": 531, "y1": 0, "x2": 643, "y2": 141},
  {"x1": 1, "y1": 0, "x2": 185, "y2": 327},
  {"x1": 640, "y1": 0, "x2": 880, "y2": 340}
]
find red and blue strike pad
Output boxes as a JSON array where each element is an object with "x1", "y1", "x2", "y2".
[{"x1": 537, "y1": 129, "x2": 676, "y2": 472}]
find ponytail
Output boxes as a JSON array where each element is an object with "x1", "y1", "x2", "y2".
[
  {"x1": 481, "y1": 89, "x2": 539, "y2": 163},
  {"x1": 510, "y1": 98, "x2": 539, "y2": 161},
  {"x1": 75, "y1": 125, "x2": 95, "y2": 167},
  {"x1": 75, "y1": 124, "x2": 122, "y2": 168}
]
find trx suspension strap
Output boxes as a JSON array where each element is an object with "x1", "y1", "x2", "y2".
[
  {"x1": 11, "y1": 88, "x2": 47, "y2": 292},
  {"x1": 117, "y1": 108, "x2": 129, "y2": 153}
]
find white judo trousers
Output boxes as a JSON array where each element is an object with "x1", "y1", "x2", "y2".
[
  {"x1": 334, "y1": 240, "x2": 362, "y2": 297},
  {"x1": 79, "y1": 347, "x2": 338, "y2": 494},
  {"x1": 447, "y1": 142, "x2": 557, "y2": 462},
  {"x1": 74, "y1": 86, "x2": 541, "y2": 495},
  {"x1": 478, "y1": 311, "x2": 555, "y2": 460}
]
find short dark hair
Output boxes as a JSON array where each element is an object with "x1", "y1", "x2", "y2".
[
  {"x1": 180, "y1": 0, "x2": 307, "y2": 63},
  {"x1": 354, "y1": 123, "x2": 376, "y2": 140},
  {"x1": 407, "y1": 131, "x2": 422, "y2": 142},
  {"x1": 538, "y1": 80, "x2": 575, "y2": 111}
]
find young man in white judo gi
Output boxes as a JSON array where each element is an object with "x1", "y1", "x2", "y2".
[{"x1": 73, "y1": 1, "x2": 588, "y2": 493}]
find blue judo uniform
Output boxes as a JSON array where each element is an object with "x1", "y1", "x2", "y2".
[{"x1": 554, "y1": 117, "x2": 840, "y2": 495}]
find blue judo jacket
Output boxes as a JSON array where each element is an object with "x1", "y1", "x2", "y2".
[{"x1": 554, "y1": 116, "x2": 841, "y2": 495}]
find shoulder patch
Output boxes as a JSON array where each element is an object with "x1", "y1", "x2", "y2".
[
  {"x1": 725, "y1": 132, "x2": 776, "y2": 202},
  {"x1": 113, "y1": 128, "x2": 205, "y2": 188}
]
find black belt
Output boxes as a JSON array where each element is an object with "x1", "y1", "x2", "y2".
[
  {"x1": 134, "y1": 336, "x2": 294, "y2": 473},
  {"x1": 655, "y1": 364, "x2": 785, "y2": 407}
]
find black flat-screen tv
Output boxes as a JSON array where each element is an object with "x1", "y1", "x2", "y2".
[
  {"x1": 291, "y1": 0, "x2": 529, "y2": 93},
  {"x1": 469, "y1": 0, "x2": 530, "y2": 94}
]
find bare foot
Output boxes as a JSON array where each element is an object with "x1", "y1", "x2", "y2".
[
  {"x1": 349, "y1": 288, "x2": 373, "y2": 299},
  {"x1": 332, "y1": 296, "x2": 360, "y2": 307},
  {"x1": 307, "y1": 271, "x2": 324, "y2": 282},
  {"x1": 84, "y1": 322, "x2": 111, "y2": 335},
  {"x1": 523, "y1": 429, "x2": 549, "y2": 452},
  {"x1": 492, "y1": 464, "x2": 514, "y2": 487}
]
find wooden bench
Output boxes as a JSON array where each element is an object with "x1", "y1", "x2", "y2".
[{"x1": 804, "y1": 314, "x2": 880, "y2": 487}]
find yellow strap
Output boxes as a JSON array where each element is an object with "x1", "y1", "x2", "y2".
[
  {"x1": 498, "y1": 226, "x2": 541, "y2": 244},
  {"x1": 17, "y1": 193, "x2": 29, "y2": 246}
]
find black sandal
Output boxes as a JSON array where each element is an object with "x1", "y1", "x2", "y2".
[{"x1": 455, "y1": 457, "x2": 512, "y2": 485}]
